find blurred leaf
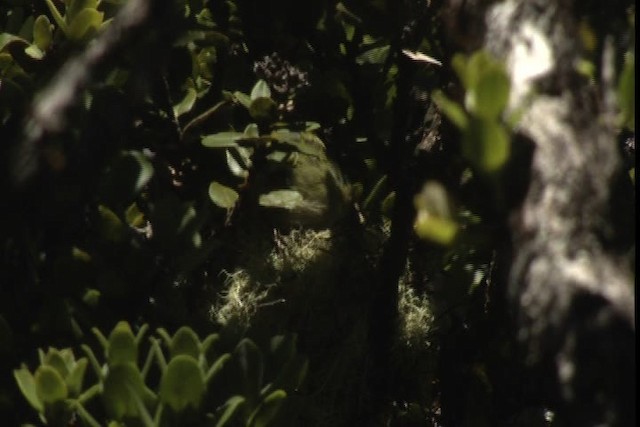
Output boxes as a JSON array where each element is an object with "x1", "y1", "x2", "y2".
[
  {"x1": 125, "y1": 203, "x2": 145, "y2": 228},
  {"x1": 103, "y1": 363, "x2": 154, "y2": 420},
  {"x1": 169, "y1": 327, "x2": 200, "y2": 359},
  {"x1": 65, "y1": 358, "x2": 88, "y2": 396},
  {"x1": 66, "y1": 0, "x2": 99, "y2": 24},
  {"x1": 465, "y1": 69, "x2": 510, "y2": 120},
  {"x1": 215, "y1": 395, "x2": 245, "y2": 427},
  {"x1": 99, "y1": 150, "x2": 154, "y2": 205},
  {"x1": 235, "y1": 338, "x2": 264, "y2": 400},
  {"x1": 35, "y1": 365, "x2": 68, "y2": 404},
  {"x1": 248, "y1": 389, "x2": 287, "y2": 427},
  {"x1": 432, "y1": 90, "x2": 468, "y2": 129},
  {"x1": 208, "y1": 181, "x2": 239, "y2": 209},
  {"x1": 463, "y1": 118, "x2": 510, "y2": 173},
  {"x1": 82, "y1": 288, "x2": 101, "y2": 307},
  {"x1": 160, "y1": 355, "x2": 205, "y2": 412},
  {"x1": 107, "y1": 321, "x2": 138, "y2": 365},
  {"x1": 414, "y1": 211, "x2": 459, "y2": 246},
  {"x1": 14, "y1": 367, "x2": 44, "y2": 412},
  {"x1": 66, "y1": 8, "x2": 104, "y2": 42},
  {"x1": 98, "y1": 205, "x2": 125, "y2": 242}
]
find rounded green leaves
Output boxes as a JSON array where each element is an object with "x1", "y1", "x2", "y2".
[
  {"x1": 209, "y1": 181, "x2": 239, "y2": 209},
  {"x1": 159, "y1": 355, "x2": 205, "y2": 412}
]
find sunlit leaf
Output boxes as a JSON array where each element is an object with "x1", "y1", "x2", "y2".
[
  {"x1": 233, "y1": 91, "x2": 252, "y2": 108},
  {"x1": 356, "y1": 44, "x2": 390, "y2": 65},
  {"x1": 173, "y1": 87, "x2": 197, "y2": 117},
  {"x1": 208, "y1": 181, "x2": 239, "y2": 209},
  {"x1": 250, "y1": 79, "x2": 271, "y2": 100},
  {"x1": 414, "y1": 211, "x2": 459, "y2": 246},
  {"x1": 402, "y1": 49, "x2": 442, "y2": 66},
  {"x1": 33, "y1": 15, "x2": 53, "y2": 51},
  {"x1": 259, "y1": 190, "x2": 305, "y2": 210},
  {"x1": 201, "y1": 132, "x2": 243, "y2": 148}
]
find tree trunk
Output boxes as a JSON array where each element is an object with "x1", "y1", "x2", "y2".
[{"x1": 447, "y1": 0, "x2": 635, "y2": 425}]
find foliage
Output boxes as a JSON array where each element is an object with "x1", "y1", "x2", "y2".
[
  {"x1": 13, "y1": 321, "x2": 306, "y2": 426},
  {"x1": 0, "y1": 0, "x2": 634, "y2": 426}
]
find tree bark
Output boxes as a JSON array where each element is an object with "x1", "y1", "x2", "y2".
[{"x1": 448, "y1": 0, "x2": 635, "y2": 425}]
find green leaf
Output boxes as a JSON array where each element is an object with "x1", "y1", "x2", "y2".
[
  {"x1": 160, "y1": 355, "x2": 205, "y2": 412},
  {"x1": 432, "y1": 90, "x2": 468, "y2": 130},
  {"x1": 66, "y1": 0, "x2": 99, "y2": 24},
  {"x1": 244, "y1": 123, "x2": 260, "y2": 138},
  {"x1": 66, "y1": 8, "x2": 103, "y2": 42},
  {"x1": 249, "y1": 97, "x2": 278, "y2": 123},
  {"x1": 233, "y1": 91, "x2": 252, "y2": 108},
  {"x1": 356, "y1": 44, "x2": 390, "y2": 65},
  {"x1": 226, "y1": 148, "x2": 250, "y2": 178},
  {"x1": 107, "y1": 321, "x2": 138, "y2": 365},
  {"x1": 250, "y1": 79, "x2": 271, "y2": 100},
  {"x1": 33, "y1": 15, "x2": 53, "y2": 51},
  {"x1": 66, "y1": 358, "x2": 88, "y2": 396},
  {"x1": 201, "y1": 132, "x2": 243, "y2": 148},
  {"x1": 99, "y1": 150, "x2": 154, "y2": 205},
  {"x1": 42, "y1": 348, "x2": 69, "y2": 379},
  {"x1": 169, "y1": 327, "x2": 201, "y2": 359},
  {"x1": 215, "y1": 395, "x2": 245, "y2": 427},
  {"x1": 24, "y1": 45, "x2": 44, "y2": 60},
  {"x1": 35, "y1": 365, "x2": 68, "y2": 404},
  {"x1": 466, "y1": 69, "x2": 510, "y2": 120},
  {"x1": 43, "y1": 0, "x2": 68, "y2": 34},
  {"x1": 413, "y1": 211, "x2": 459, "y2": 246},
  {"x1": 14, "y1": 367, "x2": 44, "y2": 412},
  {"x1": 463, "y1": 118, "x2": 510, "y2": 173},
  {"x1": 103, "y1": 363, "x2": 154, "y2": 420},
  {"x1": 98, "y1": 205, "x2": 125, "y2": 242},
  {"x1": 248, "y1": 389, "x2": 287, "y2": 427},
  {"x1": 205, "y1": 353, "x2": 231, "y2": 383},
  {"x1": 259, "y1": 190, "x2": 305, "y2": 210},
  {"x1": 208, "y1": 181, "x2": 239, "y2": 209},
  {"x1": 173, "y1": 87, "x2": 197, "y2": 117},
  {"x1": 235, "y1": 338, "x2": 264, "y2": 400}
]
